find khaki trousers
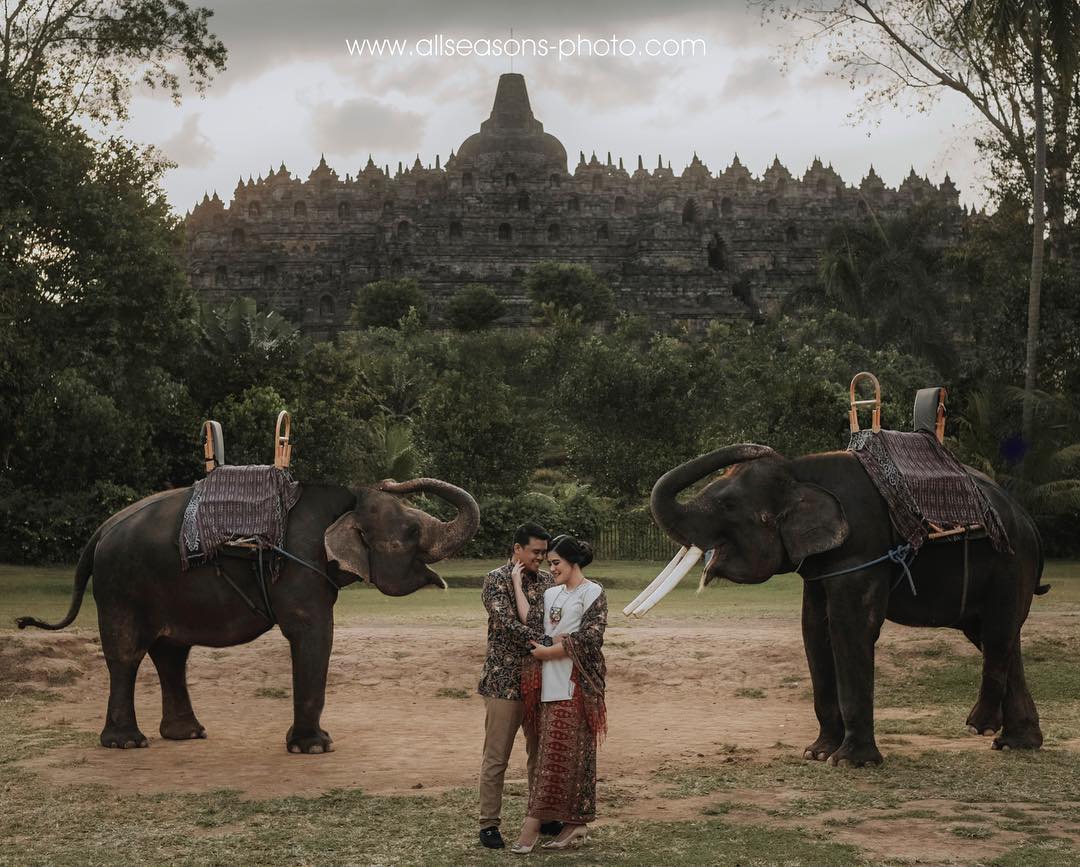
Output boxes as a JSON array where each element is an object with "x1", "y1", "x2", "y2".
[{"x1": 478, "y1": 696, "x2": 539, "y2": 829}]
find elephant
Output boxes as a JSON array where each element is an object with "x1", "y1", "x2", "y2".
[
  {"x1": 16, "y1": 477, "x2": 479, "y2": 754},
  {"x1": 648, "y1": 444, "x2": 1048, "y2": 767}
]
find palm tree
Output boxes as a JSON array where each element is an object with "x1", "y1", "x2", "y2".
[{"x1": 956, "y1": 385, "x2": 1080, "y2": 523}]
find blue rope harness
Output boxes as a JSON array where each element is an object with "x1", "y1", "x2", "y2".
[{"x1": 805, "y1": 542, "x2": 918, "y2": 596}]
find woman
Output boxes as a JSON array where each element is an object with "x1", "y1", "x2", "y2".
[{"x1": 509, "y1": 534, "x2": 607, "y2": 853}]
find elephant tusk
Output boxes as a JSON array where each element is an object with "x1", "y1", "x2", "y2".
[
  {"x1": 696, "y1": 548, "x2": 717, "y2": 595},
  {"x1": 627, "y1": 546, "x2": 703, "y2": 618},
  {"x1": 623, "y1": 546, "x2": 689, "y2": 617}
]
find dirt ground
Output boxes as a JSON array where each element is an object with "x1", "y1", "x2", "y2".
[{"x1": 9, "y1": 611, "x2": 1077, "y2": 865}]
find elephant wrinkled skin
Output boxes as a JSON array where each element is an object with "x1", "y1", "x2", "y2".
[
  {"x1": 650, "y1": 445, "x2": 1048, "y2": 767},
  {"x1": 17, "y1": 478, "x2": 479, "y2": 754}
]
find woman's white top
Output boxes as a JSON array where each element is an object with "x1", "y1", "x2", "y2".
[{"x1": 541, "y1": 579, "x2": 603, "y2": 702}]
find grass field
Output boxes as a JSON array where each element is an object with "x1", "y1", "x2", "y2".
[
  {"x1": 2, "y1": 559, "x2": 1080, "y2": 865},
  {"x1": 7, "y1": 557, "x2": 1079, "y2": 629}
]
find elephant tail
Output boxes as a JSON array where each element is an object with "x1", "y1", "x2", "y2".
[
  {"x1": 15, "y1": 528, "x2": 99, "y2": 630},
  {"x1": 1030, "y1": 513, "x2": 1050, "y2": 596}
]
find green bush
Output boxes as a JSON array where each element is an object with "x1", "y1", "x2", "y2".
[
  {"x1": 460, "y1": 490, "x2": 606, "y2": 558},
  {"x1": 352, "y1": 279, "x2": 428, "y2": 330},
  {"x1": 445, "y1": 283, "x2": 506, "y2": 331},
  {"x1": 523, "y1": 262, "x2": 614, "y2": 323},
  {"x1": 0, "y1": 480, "x2": 141, "y2": 565}
]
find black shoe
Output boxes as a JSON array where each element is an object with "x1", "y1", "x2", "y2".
[
  {"x1": 479, "y1": 826, "x2": 505, "y2": 849},
  {"x1": 539, "y1": 821, "x2": 565, "y2": 836}
]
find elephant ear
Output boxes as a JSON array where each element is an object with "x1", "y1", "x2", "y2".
[
  {"x1": 324, "y1": 512, "x2": 371, "y2": 583},
  {"x1": 780, "y1": 483, "x2": 849, "y2": 564}
]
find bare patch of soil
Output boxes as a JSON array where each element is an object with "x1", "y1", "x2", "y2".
[{"x1": 7, "y1": 611, "x2": 1078, "y2": 866}]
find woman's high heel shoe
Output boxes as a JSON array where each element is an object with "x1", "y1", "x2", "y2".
[
  {"x1": 510, "y1": 835, "x2": 539, "y2": 854},
  {"x1": 541, "y1": 825, "x2": 588, "y2": 850}
]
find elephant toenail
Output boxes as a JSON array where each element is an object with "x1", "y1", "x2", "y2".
[{"x1": 289, "y1": 744, "x2": 301, "y2": 753}]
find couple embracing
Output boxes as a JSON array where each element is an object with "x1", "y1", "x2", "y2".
[{"x1": 477, "y1": 523, "x2": 608, "y2": 853}]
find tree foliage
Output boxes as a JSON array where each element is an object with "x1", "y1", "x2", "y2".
[
  {"x1": 445, "y1": 283, "x2": 506, "y2": 331},
  {"x1": 1, "y1": 0, "x2": 227, "y2": 123},
  {"x1": 352, "y1": 279, "x2": 428, "y2": 330},
  {"x1": 523, "y1": 262, "x2": 615, "y2": 324}
]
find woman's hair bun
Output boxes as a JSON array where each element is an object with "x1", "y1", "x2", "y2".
[{"x1": 551, "y1": 534, "x2": 594, "y2": 568}]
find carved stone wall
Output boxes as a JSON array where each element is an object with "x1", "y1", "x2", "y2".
[{"x1": 184, "y1": 73, "x2": 964, "y2": 336}]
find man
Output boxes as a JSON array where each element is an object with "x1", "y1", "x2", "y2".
[{"x1": 477, "y1": 522, "x2": 562, "y2": 849}]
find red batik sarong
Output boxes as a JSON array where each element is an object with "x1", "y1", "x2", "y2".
[
  {"x1": 525, "y1": 683, "x2": 598, "y2": 823},
  {"x1": 521, "y1": 592, "x2": 608, "y2": 824}
]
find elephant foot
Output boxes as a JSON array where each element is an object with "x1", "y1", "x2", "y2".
[
  {"x1": 802, "y1": 734, "x2": 842, "y2": 762},
  {"x1": 825, "y1": 740, "x2": 883, "y2": 768},
  {"x1": 965, "y1": 703, "x2": 1002, "y2": 736},
  {"x1": 992, "y1": 728, "x2": 1043, "y2": 752},
  {"x1": 160, "y1": 715, "x2": 207, "y2": 740},
  {"x1": 286, "y1": 725, "x2": 334, "y2": 755},
  {"x1": 100, "y1": 725, "x2": 149, "y2": 749}
]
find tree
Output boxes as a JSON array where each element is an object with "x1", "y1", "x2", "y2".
[
  {"x1": 192, "y1": 296, "x2": 305, "y2": 408},
  {"x1": 961, "y1": 0, "x2": 1048, "y2": 444},
  {"x1": 413, "y1": 369, "x2": 542, "y2": 496},
  {"x1": 0, "y1": 88, "x2": 199, "y2": 481},
  {"x1": 553, "y1": 327, "x2": 709, "y2": 500},
  {"x1": 208, "y1": 386, "x2": 289, "y2": 467},
  {"x1": 523, "y1": 262, "x2": 615, "y2": 324},
  {"x1": 445, "y1": 283, "x2": 506, "y2": 331},
  {"x1": 1, "y1": 0, "x2": 227, "y2": 123},
  {"x1": 810, "y1": 205, "x2": 956, "y2": 370},
  {"x1": 761, "y1": 0, "x2": 1080, "y2": 446},
  {"x1": 352, "y1": 279, "x2": 428, "y2": 330}
]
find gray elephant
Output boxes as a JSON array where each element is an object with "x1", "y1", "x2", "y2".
[
  {"x1": 17, "y1": 477, "x2": 479, "y2": 754},
  {"x1": 646, "y1": 445, "x2": 1047, "y2": 766}
]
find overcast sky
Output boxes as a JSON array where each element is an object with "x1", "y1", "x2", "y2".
[{"x1": 125, "y1": 0, "x2": 990, "y2": 214}]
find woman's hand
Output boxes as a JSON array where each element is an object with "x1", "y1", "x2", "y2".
[
  {"x1": 511, "y1": 562, "x2": 525, "y2": 586},
  {"x1": 529, "y1": 637, "x2": 566, "y2": 660},
  {"x1": 528, "y1": 640, "x2": 552, "y2": 660}
]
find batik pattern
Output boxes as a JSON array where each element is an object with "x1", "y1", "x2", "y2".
[
  {"x1": 521, "y1": 591, "x2": 607, "y2": 824},
  {"x1": 477, "y1": 564, "x2": 552, "y2": 700}
]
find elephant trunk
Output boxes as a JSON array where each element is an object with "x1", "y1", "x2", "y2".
[
  {"x1": 650, "y1": 444, "x2": 775, "y2": 545},
  {"x1": 376, "y1": 477, "x2": 480, "y2": 562}
]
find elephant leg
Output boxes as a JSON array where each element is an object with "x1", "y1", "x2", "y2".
[
  {"x1": 801, "y1": 582, "x2": 843, "y2": 761},
  {"x1": 967, "y1": 620, "x2": 1012, "y2": 737},
  {"x1": 824, "y1": 577, "x2": 887, "y2": 767},
  {"x1": 993, "y1": 641, "x2": 1043, "y2": 751},
  {"x1": 100, "y1": 651, "x2": 149, "y2": 748},
  {"x1": 961, "y1": 617, "x2": 1002, "y2": 735},
  {"x1": 149, "y1": 642, "x2": 206, "y2": 740},
  {"x1": 283, "y1": 619, "x2": 334, "y2": 755}
]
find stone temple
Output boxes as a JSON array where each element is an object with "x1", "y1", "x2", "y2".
[{"x1": 184, "y1": 73, "x2": 962, "y2": 335}]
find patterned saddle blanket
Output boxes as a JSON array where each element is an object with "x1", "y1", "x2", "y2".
[
  {"x1": 180, "y1": 465, "x2": 301, "y2": 571},
  {"x1": 848, "y1": 430, "x2": 1010, "y2": 553}
]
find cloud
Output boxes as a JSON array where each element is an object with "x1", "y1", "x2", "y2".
[
  {"x1": 310, "y1": 97, "x2": 426, "y2": 157},
  {"x1": 540, "y1": 56, "x2": 677, "y2": 110},
  {"x1": 159, "y1": 114, "x2": 216, "y2": 168},
  {"x1": 719, "y1": 55, "x2": 789, "y2": 101},
  {"x1": 795, "y1": 65, "x2": 857, "y2": 94},
  {"x1": 198, "y1": 0, "x2": 764, "y2": 87}
]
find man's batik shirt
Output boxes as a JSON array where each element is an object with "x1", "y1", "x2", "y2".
[{"x1": 477, "y1": 563, "x2": 553, "y2": 700}]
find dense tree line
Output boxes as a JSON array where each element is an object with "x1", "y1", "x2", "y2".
[{"x1": 1, "y1": 1, "x2": 1077, "y2": 562}]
